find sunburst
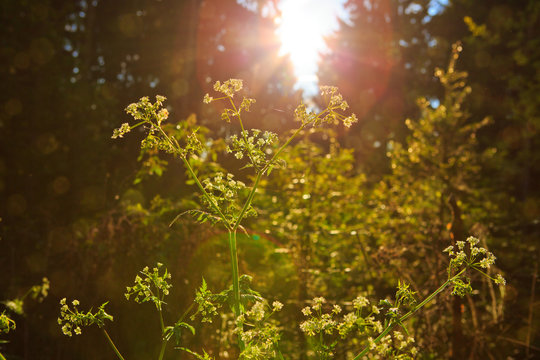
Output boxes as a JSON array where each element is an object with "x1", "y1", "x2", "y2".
[{"x1": 275, "y1": 0, "x2": 348, "y2": 96}]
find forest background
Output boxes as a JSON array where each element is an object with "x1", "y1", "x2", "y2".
[{"x1": 0, "y1": 0, "x2": 538, "y2": 359}]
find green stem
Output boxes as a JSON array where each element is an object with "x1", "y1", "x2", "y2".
[
  {"x1": 158, "y1": 339, "x2": 167, "y2": 360},
  {"x1": 228, "y1": 230, "x2": 245, "y2": 351},
  {"x1": 274, "y1": 344, "x2": 285, "y2": 360},
  {"x1": 158, "y1": 306, "x2": 167, "y2": 360},
  {"x1": 264, "y1": 124, "x2": 306, "y2": 173},
  {"x1": 102, "y1": 329, "x2": 126, "y2": 360},
  {"x1": 227, "y1": 123, "x2": 312, "y2": 354},
  {"x1": 177, "y1": 302, "x2": 195, "y2": 323},
  {"x1": 233, "y1": 124, "x2": 306, "y2": 231},
  {"x1": 230, "y1": 97, "x2": 259, "y2": 167},
  {"x1": 154, "y1": 124, "x2": 230, "y2": 229},
  {"x1": 181, "y1": 155, "x2": 230, "y2": 229},
  {"x1": 130, "y1": 120, "x2": 146, "y2": 130},
  {"x1": 233, "y1": 172, "x2": 262, "y2": 230},
  {"x1": 352, "y1": 269, "x2": 466, "y2": 360}
]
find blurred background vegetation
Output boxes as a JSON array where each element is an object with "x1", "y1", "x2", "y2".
[{"x1": 0, "y1": 0, "x2": 538, "y2": 359}]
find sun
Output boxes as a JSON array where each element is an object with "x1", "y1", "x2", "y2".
[{"x1": 275, "y1": 0, "x2": 348, "y2": 96}]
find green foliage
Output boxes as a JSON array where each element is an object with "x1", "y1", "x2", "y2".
[
  {"x1": 179, "y1": 347, "x2": 215, "y2": 360},
  {"x1": 354, "y1": 43, "x2": 508, "y2": 357},
  {"x1": 164, "y1": 320, "x2": 195, "y2": 346},
  {"x1": 2, "y1": 2, "x2": 535, "y2": 358},
  {"x1": 57, "y1": 74, "x2": 509, "y2": 360}
]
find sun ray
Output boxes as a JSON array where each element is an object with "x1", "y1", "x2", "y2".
[{"x1": 275, "y1": 0, "x2": 349, "y2": 96}]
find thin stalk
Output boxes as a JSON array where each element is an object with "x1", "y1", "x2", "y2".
[
  {"x1": 154, "y1": 125, "x2": 230, "y2": 229},
  {"x1": 130, "y1": 120, "x2": 146, "y2": 130},
  {"x1": 230, "y1": 97, "x2": 259, "y2": 167},
  {"x1": 229, "y1": 230, "x2": 245, "y2": 351},
  {"x1": 233, "y1": 172, "x2": 263, "y2": 230},
  {"x1": 102, "y1": 329, "x2": 126, "y2": 360},
  {"x1": 226, "y1": 122, "x2": 314, "y2": 355},
  {"x1": 352, "y1": 269, "x2": 466, "y2": 360},
  {"x1": 158, "y1": 306, "x2": 167, "y2": 360},
  {"x1": 180, "y1": 156, "x2": 231, "y2": 229},
  {"x1": 233, "y1": 124, "x2": 306, "y2": 231},
  {"x1": 274, "y1": 344, "x2": 285, "y2": 360},
  {"x1": 177, "y1": 302, "x2": 195, "y2": 323},
  {"x1": 158, "y1": 337, "x2": 167, "y2": 360},
  {"x1": 264, "y1": 124, "x2": 306, "y2": 173}
]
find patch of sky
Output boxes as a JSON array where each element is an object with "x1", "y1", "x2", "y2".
[
  {"x1": 428, "y1": 0, "x2": 449, "y2": 16},
  {"x1": 429, "y1": 97, "x2": 440, "y2": 108},
  {"x1": 424, "y1": 0, "x2": 449, "y2": 23},
  {"x1": 63, "y1": 40, "x2": 73, "y2": 52}
]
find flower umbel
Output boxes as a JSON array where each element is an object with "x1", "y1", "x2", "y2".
[
  {"x1": 125, "y1": 262, "x2": 172, "y2": 311},
  {"x1": 445, "y1": 236, "x2": 506, "y2": 291},
  {"x1": 58, "y1": 299, "x2": 113, "y2": 337}
]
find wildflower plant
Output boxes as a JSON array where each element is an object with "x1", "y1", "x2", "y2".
[
  {"x1": 113, "y1": 79, "x2": 358, "y2": 348},
  {"x1": 299, "y1": 294, "x2": 416, "y2": 359},
  {"x1": 351, "y1": 236, "x2": 505, "y2": 359},
  {"x1": 57, "y1": 298, "x2": 113, "y2": 337},
  {"x1": 58, "y1": 263, "x2": 195, "y2": 360},
  {"x1": 57, "y1": 298, "x2": 125, "y2": 359},
  {"x1": 58, "y1": 77, "x2": 506, "y2": 359},
  {"x1": 124, "y1": 263, "x2": 172, "y2": 311}
]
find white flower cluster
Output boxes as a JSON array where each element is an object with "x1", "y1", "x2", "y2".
[
  {"x1": 343, "y1": 114, "x2": 358, "y2": 128},
  {"x1": 300, "y1": 296, "x2": 383, "y2": 340},
  {"x1": 352, "y1": 295, "x2": 370, "y2": 310},
  {"x1": 58, "y1": 298, "x2": 83, "y2": 336},
  {"x1": 363, "y1": 332, "x2": 417, "y2": 359},
  {"x1": 235, "y1": 300, "x2": 283, "y2": 360},
  {"x1": 212, "y1": 79, "x2": 243, "y2": 97},
  {"x1": 300, "y1": 312, "x2": 337, "y2": 337},
  {"x1": 272, "y1": 301, "x2": 283, "y2": 312},
  {"x1": 203, "y1": 172, "x2": 246, "y2": 202},
  {"x1": 125, "y1": 263, "x2": 172, "y2": 310},
  {"x1": 319, "y1": 85, "x2": 358, "y2": 128},
  {"x1": 58, "y1": 299, "x2": 113, "y2": 337},
  {"x1": 227, "y1": 129, "x2": 278, "y2": 168},
  {"x1": 444, "y1": 236, "x2": 506, "y2": 285},
  {"x1": 111, "y1": 123, "x2": 131, "y2": 139},
  {"x1": 116, "y1": 95, "x2": 169, "y2": 140}
]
